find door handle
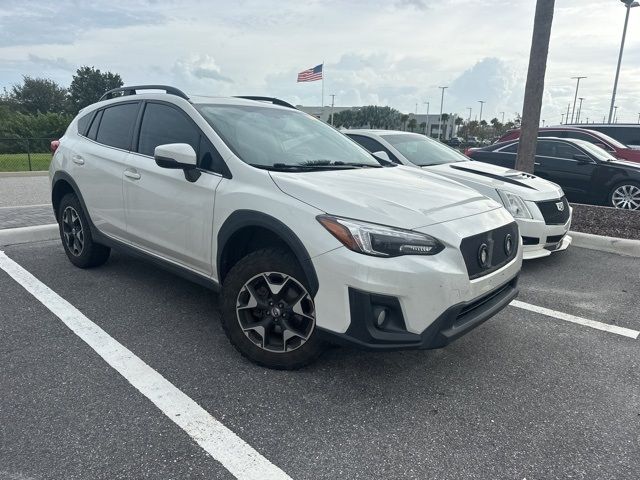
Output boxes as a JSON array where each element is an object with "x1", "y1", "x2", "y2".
[
  {"x1": 72, "y1": 155, "x2": 84, "y2": 165},
  {"x1": 124, "y1": 170, "x2": 141, "y2": 180},
  {"x1": 534, "y1": 162, "x2": 541, "y2": 166}
]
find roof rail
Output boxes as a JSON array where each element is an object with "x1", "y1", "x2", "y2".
[
  {"x1": 234, "y1": 96, "x2": 297, "y2": 110},
  {"x1": 99, "y1": 85, "x2": 189, "y2": 102}
]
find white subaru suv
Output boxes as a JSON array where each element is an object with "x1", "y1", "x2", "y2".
[
  {"x1": 49, "y1": 85, "x2": 522, "y2": 369},
  {"x1": 346, "y1": 130, "x2": 572, "y2": 260}
]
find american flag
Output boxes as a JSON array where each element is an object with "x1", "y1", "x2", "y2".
[{"x1": 297, "y1": 64, "x2": 323, "y2": 82}]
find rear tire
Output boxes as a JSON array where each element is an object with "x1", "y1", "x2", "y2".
[
  {"x1": 58, "y1": 193, "x2": 111, "y2": 268},
  {"x1": 609, "y1": 181, "x2": 640, "y2": 210},
  {"x1": 221, "y1": 248, "x2": 325, "y2": 369}
]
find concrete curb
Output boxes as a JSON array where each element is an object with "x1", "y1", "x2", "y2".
[
  {"x1": 0, "y1": 224, "x2": 59, "y2": 246},
  {"x1": 0, "y1": 171, "x2": 49, "y2": 178},
  {"x1": 570, "y1": 230, "x2": 640, "y2": 258}
]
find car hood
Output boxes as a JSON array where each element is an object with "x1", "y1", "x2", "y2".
[
  {"x1": 269, "y1": 166, "x2": 502, "y2": 230},
  {"x1": 424, "y1": 161, "x2": 564, "y2": 201}
]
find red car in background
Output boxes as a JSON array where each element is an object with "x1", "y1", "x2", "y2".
[{"x1": 496, "y1": 127, "x2": 640, "y2": 163}]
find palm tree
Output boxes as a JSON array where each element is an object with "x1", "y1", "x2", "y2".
[
  {"x1": 516, "y1": 0, "x2": 555, "y2": 173},
  {"x1": 407, "y1": 118, "x2": 417, "y2": 132},
  {"x1": 400, "y1": 114, "x2": 409, "y2": 131},
  {"x1": 419, "y1": 121, "x2": 427, "y2": 134}
]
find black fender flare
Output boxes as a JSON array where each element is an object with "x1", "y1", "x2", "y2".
[
  {"x1": 51, "y1": 171, "x2": 94, "y2": 228},
  {"x1": 217, "y1": 210, "x2": 319, "y2": 295}
]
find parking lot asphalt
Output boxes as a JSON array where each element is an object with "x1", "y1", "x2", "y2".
[
  {"x1": 0, "y1": 205, "x2": 54, "y2": 230},
  {"x1": 1, "y1": 241, "x2": 639, "y2": 480},
  {"x1": 0, "y1": 176, "x2": 50, "y2": 208}
]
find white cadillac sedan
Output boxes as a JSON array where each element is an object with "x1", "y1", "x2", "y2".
[{"x1": 346, "y1": 130, "x2": 572, "y2": 260}]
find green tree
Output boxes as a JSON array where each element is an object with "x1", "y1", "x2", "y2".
[
  {"x1": 68, "y1": 66, "x2": 123, "y2": 113},
  {"x1": 400, "y1": 114, "x2": 409, "y2": 130},
  {"x1": 332, "y1": 106, "x2": 401, "y2": 130},
  {"x1": 407, "y1": 118, "x2": 417, "y2": 132},
  {"x1": 9, "y1": 76, "x2": 67, "y2": 115},
  {"x1": 419, "y1": 121, "x2": 426, "y2": 133}
]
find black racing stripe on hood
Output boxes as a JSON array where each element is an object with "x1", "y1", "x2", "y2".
[{"x1": 449, "y1": 165, "x2": 536, "y2": 190}]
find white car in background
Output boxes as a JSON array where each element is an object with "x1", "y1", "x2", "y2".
[{"x1": 346, "y1": 130, "x2": 572, "y2": 260}]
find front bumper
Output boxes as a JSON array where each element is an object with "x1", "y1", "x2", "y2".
[
  {"x1": 519, "y1": 203, "x2": 572, "y2": 260},
  {"x1": 310, "y1": 209, "x2": 522, "y2": 348},
  {"x1": 318, "y1": 276, "x2": 518, "y2": 350}
]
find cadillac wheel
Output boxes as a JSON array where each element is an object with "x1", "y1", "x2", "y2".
[
  {"x1": 221, "y1": 248, "x2": 325, "y2": 369},
  {"x1": 610, "y1": 182, "x2": 640, "y2": 210}
]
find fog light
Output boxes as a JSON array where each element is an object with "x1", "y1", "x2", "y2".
[{"x1": 374, "y1": 307, "x2": 387, "y2": 327}]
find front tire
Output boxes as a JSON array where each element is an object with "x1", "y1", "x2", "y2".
[
  {"x1": 221, "y1": 248, "x2": 325, "y2": 369},
  {"x1": 609, "y1": 181, "x2": 640, "y2": 210},
  {"x1": 58, "y1": 193, "x2": 111, "y2": 268}
]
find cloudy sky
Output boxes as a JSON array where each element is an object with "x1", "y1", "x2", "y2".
[{"x1": 1, "y1": 0, "x2": 639, "y2": 124}]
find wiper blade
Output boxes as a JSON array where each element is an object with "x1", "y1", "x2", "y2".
[{"x1": 249, "y1": 163, "x2": 358, "y2": 172}]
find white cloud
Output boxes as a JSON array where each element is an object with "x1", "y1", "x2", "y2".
[{"x1": 0, "y1": 0, "x2": 639, "y2": 123}]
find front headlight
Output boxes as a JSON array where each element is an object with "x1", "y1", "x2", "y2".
[
  {"x1": 316, "y1": 215, "x2": 444, "y2": 257},
  {"x1": 497, "y1": 190, "x2": 533, "y2": 219}
]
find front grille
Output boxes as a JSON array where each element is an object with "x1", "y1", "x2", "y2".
[
  {"x1": 546, "y1": 234, "x2": 565, "y2": 244},
  {"x1": 460, "y1": 222, "x2": 519, "y2": 280},
  {"x1": 537, "y1": 197, "x2": 570, "y2": 225}
]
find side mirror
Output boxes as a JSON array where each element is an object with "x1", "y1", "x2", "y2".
[
  {"x1": 372, "y1": 150, "x2": 391, "y2": 162},
  {"x1": 154, "y1": 143, "x2": 200, "y2": 182},
  {"x1": 155, "y1": 143, "x2": 197, "y2": 169},
  {"x1": 573, "y1": 153, "x2": 593, "y2": 164}
]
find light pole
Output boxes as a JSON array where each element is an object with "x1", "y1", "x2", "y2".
[
  {"x1": 478, "y1": 100, "x2": 486, "y2": 123},
  {"x1": 329, "y1": 94, "x2": 336, "y2": 126},
  {"x1": 542, "y1": 119, "x2": 546, "y2": 127},
  {"x1": 637, "y1": 112, "x2": 640, "y2": 124},
  {"x1": 570, "y1": 76, "x2": 586, "y2": 123},
  {"x1": 565, "y1": 103, "x2": 571, "y2": 124},
  {"x1": 608, "y1": 0, "x2": 639, "y2": 123},
  {"x1": 614, "y1": 106, "x2": 619, "y2": 123},
  {"x1": 437, "y1": 86, "x2": 448, "y2": 140},
  {"x1": 423, "y1": 101, "x2": 430, "y2": 136},
  {"x1": 500, "y1": 112, "x2": 505, "y2": 124},
  {"x1": 466, "y1": 107, "x2": 472, "y2": 140},
  {"x1": 576, "y1": 97, "x2": 585, "y2": 123},
  {"x1": 561, "y1": 113, "x2": 565, "y2": 124}
]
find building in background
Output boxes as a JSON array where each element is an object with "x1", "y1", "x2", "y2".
[{"x1": 297, "y1": 106, "x2": 458, "y2": 139}]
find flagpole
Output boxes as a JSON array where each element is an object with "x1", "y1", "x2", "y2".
[{"x1": 321, "y1": 60, "x2": 325, "y2": 109}]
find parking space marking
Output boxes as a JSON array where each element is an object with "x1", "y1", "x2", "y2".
[
  {"x1": 0, "y1": 203, "x2": 51, "y2": 210},
  {"x1": 511, "y1": 299, "x2": 640, "y2": 339},
  {"x1": 0, "y1": 251, "x2": 292, "y2": 480}
]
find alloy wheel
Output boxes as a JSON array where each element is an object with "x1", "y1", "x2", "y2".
[
  {"x1": 612, "y1": 184, "x2": 640, "y2": 210},
  {"x1": 236, "y1": 272, "x2": 315, "y2": 353},
  {"x1": 62, "y1": 206, "x2": 85, "y2": 256}
]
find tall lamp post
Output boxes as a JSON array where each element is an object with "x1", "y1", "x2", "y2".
[
  {"x1": 423, "y1": 101, "x2": 430, "y2": 136},
  {"x1": 576, "y1": 97, "x2": 585, "y2": 123},
  {"x1": 614, "y1": 105, "x2": 619, "y2": 123},
  {"x1": 478, "y1": 100, "x2": 486, "y2": 123},
  {"x1": 608, "y1": 0, "x2": 639, "y2": 123},
  {"x1": 561, "y1": 113, "x2": 565, "y2": 124},
  {"x1": 437, "y1": 86, "x2": 448, "y2": 140},
  {"x1": 500, "y1": 111, "x2": 505, "y2": 124},
  {"x1": 570, "y1": 76, "x2": 586, "y2": 123}
]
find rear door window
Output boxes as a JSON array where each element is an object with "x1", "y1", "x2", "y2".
[
  {"x1": 77, "y1": 112, "x2": 93, "y2": 136},
  {"x1": 87, "y1": 110, "x2": 103, "y2": 141},
  {"x1": 137, "y1": 103, "x2": 200, "y2": 157},
  {"x1": 95, "y1": 102, "x2": 140, "y2": 150},
  {"x1": 348, "y1": 134, "x2": 400, "y2": 163}
]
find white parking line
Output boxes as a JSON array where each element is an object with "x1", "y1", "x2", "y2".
[
  {"x1": 0, "y1": 203, "x2": 51, "y2": 210},
  {"x1": 0, "y1": 251, "x2": 291, "y2": 480},
  {"x1": 511, "y1": 299, "x2": 640, "y2": 339}
]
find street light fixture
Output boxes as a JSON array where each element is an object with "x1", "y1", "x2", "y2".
[
  {"x1": 437, "y1": 86, "x2": 448, "y2": 140},
  {"x1": 570, "y1": 76, "x2": 586, "y2": 123},
  {"x1": 608, "y1": 0, "x2": 639, "y2": 123},
  {"x1": 478, "y1": 101, "x2": 486, "y2": 123}
]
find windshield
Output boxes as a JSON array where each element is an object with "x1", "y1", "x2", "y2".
[
  {"x1": 583, "y1": 129, "x2": 627, "y2": 149},
  {"x1": 574, "y1": 139, "x2": 617, "y2": 161},
  {"x1": 196, "y1": 104, "x2": 380, "y2": 169},
  {"x1": 380, "y1": 133, "x2": 468, "y2": 166}
]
